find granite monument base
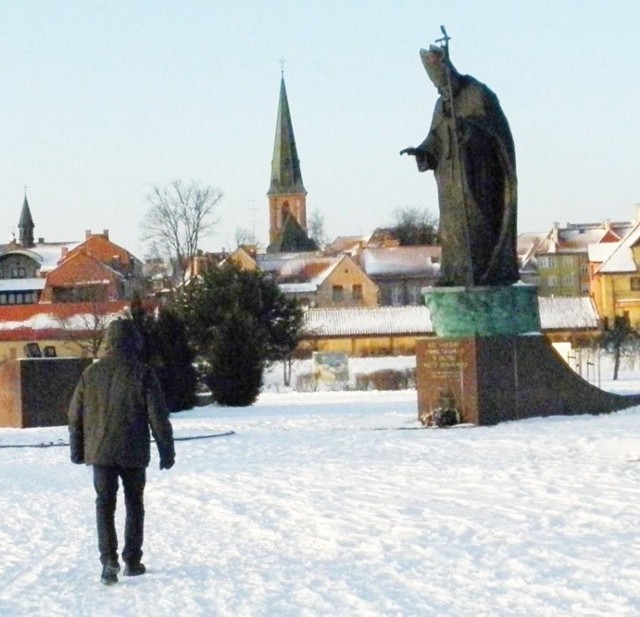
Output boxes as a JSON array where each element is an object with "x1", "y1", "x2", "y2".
[{"x1": 416, "y1": 334, "x2": 640, "y2": 426}]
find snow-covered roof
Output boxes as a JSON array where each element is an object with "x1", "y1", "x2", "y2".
[
  {"x1": 517, "y1": 221, "x2": 635, "y2": 260},
  {"x1": 587, "y1": 243, "x2": 618, "y2": 263},
  {"x1": 29, "y1": 241, "x2": 82, "y2": 272},
  {"x1": 302, "y1": 297, "x2": 600, "y2": 337},
  {"x1": 537, "y1": 296, "x2": 600, "y2": 330},
  {"x1": 257, "y1": 254, "x2": 343, "y2": 288},
  {"x1": 303, "y1": 306, "x2": 432, "y2": 337},
  {"x1": 0, "y1": 311, "x2": 124, "y2": 332},
  {"x1": 0, "y1": 301, "x2": 130, "y2": 333},
  {"x1": 256, "y1": 252, "x2": 321, "y2": 272},
  {"x1": 361, "y1": 246, "x2": 441, "y2": 277},
  {"x1": 323, "y1": 236, "x2": 367, "y2": 256},
  {"x1": 0, "y1": 278, "x2": 46, "y2": 292},
  {"x1": 279, "y1": 283, "x2": 318, "y2": 294},
  {"x1": 595, "y1": 222, "x2": 640, "y2": 274}
]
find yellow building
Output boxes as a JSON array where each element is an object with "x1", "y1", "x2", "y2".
[{"x1": 589, "y1": 223, "x2": 640, "y2": 328}]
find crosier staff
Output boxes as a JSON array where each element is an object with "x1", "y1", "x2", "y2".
[{"x1": 432, "y1": 26, "x2": 474, "y2": 287}]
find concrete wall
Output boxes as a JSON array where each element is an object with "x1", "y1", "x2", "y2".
[
  {"x1": 298, "y1": 334, "x2": 424, "y2": 357},
  {"x1": 0, "y1": 358, "x2": 92, "y2": 428}
]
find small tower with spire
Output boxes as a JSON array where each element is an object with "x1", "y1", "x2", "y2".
[
  {"x1": 18, "y1": 190, "x2": 35, "y2": 248},
  {"x1": 267, "y1": 71, "x2": 311, "y2": 249}
]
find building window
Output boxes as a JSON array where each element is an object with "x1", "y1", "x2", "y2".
[
  {"x1": 332, "y1": 285, "x2": 344, "y2": 301},
  {"x1": 631, "y1": 278, "x2": 640, "y2": 291},
  {"x1": 538, "y1": 256, "x2": 549, "y2": 269},
  {"x1": 563, "y1": 274, "x2": 575, "y2": 286},
  {"x1": 10, "y1": 267, "x2": 26, "y2": 278},
  {"x1": 390, "y1": 285, "x2": 403, "y2": 306},
  {"x1": 52, "y1": 284, "x2": 108, "y2": 303},
  {"x1": 547, "y1": 275, "x2": 558, "y2": 287},
  {"x1": 407, "y1": 285, "x2": 421, "y2": 305},
  {"x1": 352, "y1": 284, "x2": 363, "y2": 301}
]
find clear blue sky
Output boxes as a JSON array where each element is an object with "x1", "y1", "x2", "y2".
[{"x1": 1, "y1": 1, "x2": 638, "y2": 258}]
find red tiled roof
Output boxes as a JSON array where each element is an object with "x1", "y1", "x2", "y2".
[
  {"x1": 0, "y1": 300, "x2": 130, "y2": 324},
  {"x1": 65, "y1": 234, "x2": 135, "y2": 266},
  {"x1": 46, "y1": 253, "x2": 122, "y2": 286}
]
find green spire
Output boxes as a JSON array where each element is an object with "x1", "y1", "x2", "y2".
[
  {"x1": 267, "y1": 212, "x2": 318, "y2": 253},
  {"x1": 268, "y1": 76, "x2": 306, "y2": 196}
]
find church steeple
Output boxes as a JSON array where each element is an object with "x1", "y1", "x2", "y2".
[
  {"x1": 267, "y1": 74, "x2": 309, "y2": 247},
  {"x1": 18, "y1": 192, "x2": 35, "y2": 248}
]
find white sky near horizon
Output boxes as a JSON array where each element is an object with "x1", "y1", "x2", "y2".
[{"x1": 1, "y1": 1, "x2": 639, "y2": 259}]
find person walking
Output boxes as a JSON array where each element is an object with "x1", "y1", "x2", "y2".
[{"x1": 68, "y1": 318, "x2": 175, "y2": 586}]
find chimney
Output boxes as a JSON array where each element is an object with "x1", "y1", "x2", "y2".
[
  {"x1": 38, "y1": 237, "x2": 44, "y2": 244},
  {"x1": 193, "y1": 254, "x2": 206, "y2": 276},
  {"x1": 85, "y1": 230, "x2": 92, "y2": 239},
  {"x1": 103, "y1": 229, "x2": 109, "y2": 240},
  {"x1": 61, "y1": 247, "x2": 68, "y2": 260}
]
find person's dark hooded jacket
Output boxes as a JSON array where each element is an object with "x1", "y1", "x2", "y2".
[{"x1": 68, "y1": 319, "x2": 175, "y2": 469}]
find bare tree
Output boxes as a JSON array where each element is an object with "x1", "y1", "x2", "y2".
[
  {"x1": 308, "y1": 209, "x2": 329, "y2": 250},
  {"x1": 391, "y1": 207, "x2": 438, "y2": 246},
  {"x1": 235, "y1": 226, "x2": 258, "y2": 249},
  {"x1": 55, "y1": 298, "x2": 119, "y2": 358},
  {"x1": 141, "y1": 180, "x2": 223, "y2": 283}
]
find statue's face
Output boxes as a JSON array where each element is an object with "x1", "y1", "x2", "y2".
[{"x1": 419, "y1": 48, "x2": 451, "y2": 97}]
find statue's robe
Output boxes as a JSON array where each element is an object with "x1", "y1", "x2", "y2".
[{"x1": 414, "y1": 74, "x2": 518, "y2": 287}]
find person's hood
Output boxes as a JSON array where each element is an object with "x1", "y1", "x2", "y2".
[{"x1": 104, "y1": 319, "x2": 143, "y2": 355}]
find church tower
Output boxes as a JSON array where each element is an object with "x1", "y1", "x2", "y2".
[
  {"x1": 18, "y1": 193, "x2": 35, "y2": 248},
  {"x1": 267, "y1": 74, "x2": 310, "y2": 249}
]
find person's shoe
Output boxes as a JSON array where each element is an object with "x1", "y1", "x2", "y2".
[
  {"x1": 123, "y1": 562, "x2": 146, "y2": 577},
  {"x1": 101, "y1": 563, "x2": 119, "y2": 586}
]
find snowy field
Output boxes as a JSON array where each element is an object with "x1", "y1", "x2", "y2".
[{"x1": 2, "y1": 356, "x2": 640, "y2": 616}]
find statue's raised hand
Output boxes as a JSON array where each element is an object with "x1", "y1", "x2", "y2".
[{"x1": 400, "y1": 147, "x2": 418, "y2": 156}]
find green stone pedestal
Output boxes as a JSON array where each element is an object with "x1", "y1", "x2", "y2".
[{"x1": 423, "y1": 285, "x2": 540, "y2": 338}]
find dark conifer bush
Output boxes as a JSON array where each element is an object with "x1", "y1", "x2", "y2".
[
  {"x1": 130, "y1": 298, "x2": 197, "y2": 412},
  {"x1": 175, "y1": 263, "x2": 303, "y2": 407}
]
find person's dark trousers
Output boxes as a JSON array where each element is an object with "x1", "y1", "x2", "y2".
[{"x1": 93, "y1": 465, "x2": 146, "y2": 567}]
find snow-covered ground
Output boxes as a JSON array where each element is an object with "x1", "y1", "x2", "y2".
[{"x1": 2, "y1": 356, "x2": 640, "y2": 616}]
